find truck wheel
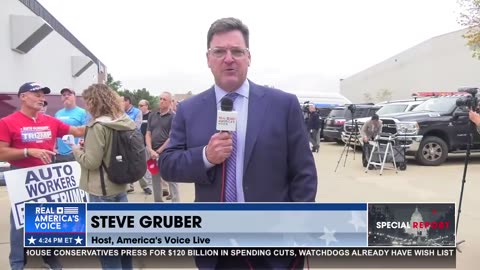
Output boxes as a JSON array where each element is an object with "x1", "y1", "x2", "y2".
[{"x1": 416, "y1": 136, "x2": 448, "y2": 166}]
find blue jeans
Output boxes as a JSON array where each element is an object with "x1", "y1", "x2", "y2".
[
  {"x1": 9, "y1": 211, "x2": 24, "y2": 270},
  {"x1": 89, "y1": 192, "x2": 133, "y2": 270},
  {"x1": 9, "y1": 165, "x2": 26, "y2": 269}
]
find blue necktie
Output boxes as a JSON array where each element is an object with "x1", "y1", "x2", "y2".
[{"x1": 225, "y1": 92, "x2": 239, "y2": 202}]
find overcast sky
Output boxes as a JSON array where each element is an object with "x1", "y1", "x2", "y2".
[{"x1": 38, "y1": 0, "x2": 463, "y2": 95}]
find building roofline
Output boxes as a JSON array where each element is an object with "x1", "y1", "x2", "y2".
[
  {"x1": 429, "y1": 27, "x2": 467, "y2": 40},
  {"x1": 341, "y1": 27, "x2": 466, "y2": 81},
  {"x1": 19, "y1": 0, "x2": 104, "y2": 69}
]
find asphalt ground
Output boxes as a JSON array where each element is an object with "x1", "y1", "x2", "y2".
[{"x1": 0, "y1": 142, "x2": 477, "y2": 269}]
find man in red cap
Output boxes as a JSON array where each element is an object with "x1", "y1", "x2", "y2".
[{"x1": 0, "y1": 82, "x2": 86, "y2": 270}]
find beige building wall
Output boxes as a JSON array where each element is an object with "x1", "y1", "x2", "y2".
[{"x1": 340, "y1": 29, "x2": 480, "y2": 103}]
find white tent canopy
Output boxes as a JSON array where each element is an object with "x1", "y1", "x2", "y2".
[{"x1": 293, "y1": 92, "x2": 351, "y2": 107}]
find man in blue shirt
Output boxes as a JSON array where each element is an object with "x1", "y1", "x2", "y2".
[
  {"x1": 54, "y1": 88, "x2": 87, "y2": 162},
  {"x1": 123, "y1": 96, "x2": 142, "y2": 129},
  {"x1": 123, "y1": 95, "x2": 142, "y2": 192}
]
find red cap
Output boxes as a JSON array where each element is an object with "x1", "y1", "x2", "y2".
[{"x1": 147, "y1": 159, "x2": 159, "y2": 175}]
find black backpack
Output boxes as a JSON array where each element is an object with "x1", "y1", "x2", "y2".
[
  {"x1": 101, "y1": 128, "x2": 147, "y2": 185},
  {"x1": 85, "y1": 122, "x2": 147, "y2": 189}
]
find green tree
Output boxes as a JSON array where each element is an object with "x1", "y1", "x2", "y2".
[
  {"x1": 375, "y1": 89, "x2": 392, "y2": 102},
  {"x1": 458, "y1": 0, "x2": 480, "y2": 58},
  {"x1": 106, "y1": 73, "x2": 158, "y2": 108},
  {"x1": 118, "y1": 88, "x2": 158, "y2": 110},
  {"x1": 106, "y1": 73, "x2": 122, "y2": 91},
  {"x1": 363, "y1": 92, "x2": 374, "y2": 103}
]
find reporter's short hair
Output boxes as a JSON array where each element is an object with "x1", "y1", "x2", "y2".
[{"x1": 372, "y1": 114, "x2": 379, "y2": 121}]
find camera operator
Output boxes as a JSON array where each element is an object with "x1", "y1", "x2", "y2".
[
  {"x1": 361, "y1": 114, "x2": 382, "y2": 167},
  {"x1": 306, "y1": 104, "x2": 321, "y2": 152},
  {"x1": 468, "y1": 110, "x2": 480, "y2": 129},
  {"x1": 459, "y1": 87, "x2": 480, "y2": 130},
  {"x1": 302, "y1": 101, "x2": 310, "y2": 124}
]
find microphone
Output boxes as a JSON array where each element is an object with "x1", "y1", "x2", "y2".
[
  {"x1": 216, "y1": 97, "x2": 238, "y2": 132},
  {"x1": 221, "y1": 96, "x2": 234, "y2": 112},
  {"x1": 217, "y1": 96, "x2": 238, "y2": 203}
]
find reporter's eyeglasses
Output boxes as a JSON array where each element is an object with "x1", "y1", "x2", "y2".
[{"x1": 208, "y1": 47, "x2": 249, "y2": 59}]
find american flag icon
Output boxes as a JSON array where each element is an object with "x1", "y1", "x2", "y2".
[{"x1": 63, "y1": 207, "x2": 79, "y2": 215}]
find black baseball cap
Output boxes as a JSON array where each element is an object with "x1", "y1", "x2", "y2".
[{"x1": 18, "y1": 82, "x2": 51, "y2": 96}]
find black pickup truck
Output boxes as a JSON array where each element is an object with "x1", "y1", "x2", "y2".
[{"x1": 375, "y1": 96, "x2": 479, "y2": 166}]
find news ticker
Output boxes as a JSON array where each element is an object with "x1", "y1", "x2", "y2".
[
  {"x1": 25, "y1": 247, "x2": 455, "y2": 258},
  {"x1": 24, "y1": 202, "x2": 456, "y2": 248},
  {"x1": 25, "y1": 248, "x2": 456, "y2": 268}
]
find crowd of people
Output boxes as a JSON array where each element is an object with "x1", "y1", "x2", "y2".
[
  {"x1": 0, "y1": 17, "x2": 318, "y2": 270},
  {"x1": 0, "y1": 82, "x2": 180, "y2": 269},
  {"x1": 37, "y1": 86, "x2": 180, "y2": 200}
]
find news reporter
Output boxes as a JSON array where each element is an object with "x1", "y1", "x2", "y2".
[
  {"x1": 159, "y1": 17, "x2": 317, "y2": 269},
  {"x1": 71, "y1": 84, "x2": 134, "y2": 269}
]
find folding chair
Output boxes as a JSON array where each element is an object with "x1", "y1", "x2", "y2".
[{"x1": 365, "y1": 134, "x2": 398, "y2": 175}]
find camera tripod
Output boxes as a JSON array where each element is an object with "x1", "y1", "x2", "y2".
[
  {"x1": 455, "y1": 117, "x2": 473, "y2": 253},
  {"x1": 334, "y1": 119, "x2": 361, "y2": 172},
  {"x1": 397, "y1": 127, "x2": 408, "y2": 171}
]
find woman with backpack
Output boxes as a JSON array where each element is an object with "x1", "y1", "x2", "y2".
[{"x1": 70, "y1": 83, "x2": 137, "y2": 269}]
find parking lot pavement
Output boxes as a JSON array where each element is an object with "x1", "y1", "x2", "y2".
[{"x1": 0, "y1": 142, "x2": 477, "y2": 269}]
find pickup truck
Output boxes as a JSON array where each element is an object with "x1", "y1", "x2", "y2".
[
  {"x1": 345, "y1": 96, "x2": 478, "y2": 166},
  {"x1": 342, "y1": 99, "x2": 427, "y2": 146},
  {"x1": 323, "y1": 104, "x2": 379, "y2": 143}
]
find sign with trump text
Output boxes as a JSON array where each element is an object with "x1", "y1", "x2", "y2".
[{"x1": 4, "y1": 161, "x2": 88, "y2": 229}]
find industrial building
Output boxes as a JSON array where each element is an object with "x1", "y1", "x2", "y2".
[
  {"x1": 0, "y1": 0, "x2": 105, "y2": 94},
  {"x1": 340, "y1": 28, "x2": 480, "y2": 103}
]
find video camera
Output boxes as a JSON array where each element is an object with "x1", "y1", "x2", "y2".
[
  {"x1": 302, "y1": 101, "x2": 311, "y2": 114},
  {"x1": 301, "y1": 101, "x2": 311, "y2": 121},
  {"x1": 456, "y1": 87, "x2": 479, "y2": 111},
  {"x1": 347, "y1": 104, "x2": 356, "y2": 113}
]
